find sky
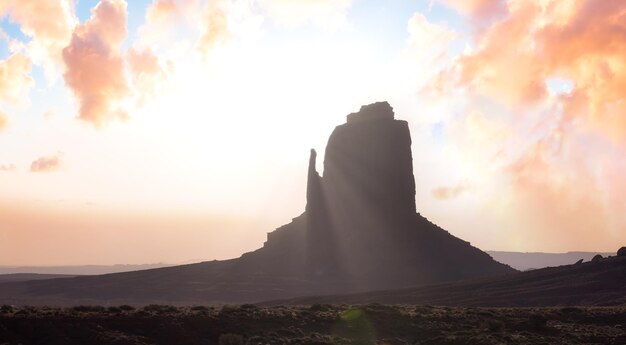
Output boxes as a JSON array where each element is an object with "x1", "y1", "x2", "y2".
[{"x1": 0, "y1": 0, "x2": 625, "y2": 266}]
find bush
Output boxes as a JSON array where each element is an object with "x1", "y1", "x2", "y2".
[
  {"x1": 528, "y1": 314, "x2": 547, "y2": 330},
  {"x1": 143, "y1": 304, "x2": 177, "y2": 313},
  {"x1": 72, "y1": 305, "x2": 106, "y2": 313},
  {"x1": 309, "y1": 304, "x2": 331, "y2": 312},
  {"x1": 486, "y1": 319, "x2": 504, "y2": 332},
  {"x1": 219, "y1": 333, "x2": 244, "y2": 345},
  {"x1": 107, "y1": 306, "x2": 122, "y2": 313},
  {"x1": 118, "y1": 305, "x2": 135, "y2": 311}
]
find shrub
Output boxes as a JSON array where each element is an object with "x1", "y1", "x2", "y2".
[
  {"x1": 72, "y1": 305, "x2": 106, "y2": 313},
  {"x1": 107, "y1": 306, "x2": 122, "y2": 313},
  {"x1": 118, "y1": 305, "x2": 135, "y2": 311},
  {"x1": 486, "y1": 319, "x2": 504, "y2": 332},
  {"x1": 219, "y1": 333, "x2": 244, "y2": 345},
  {"x1": 143, "y1": 304, "x2": 177, "y2": 313},
  {"x1": 528, "y1": 314, "x2": 547, "y2": 330}
]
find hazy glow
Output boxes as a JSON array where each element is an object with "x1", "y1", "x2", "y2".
[{"x1": 0, "y1": 0, "x2": 624, "y2": 265}]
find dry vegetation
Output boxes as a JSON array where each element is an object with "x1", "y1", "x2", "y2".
[{"x1": 1, "y1": 304, "x2": 625, "y2": 344}]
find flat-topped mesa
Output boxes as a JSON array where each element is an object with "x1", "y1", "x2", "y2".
[{"x1": 346, "y1": 101, "x2": 395, "y2": 123}]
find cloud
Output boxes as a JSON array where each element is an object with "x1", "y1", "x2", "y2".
[
  {"x1": 196, "y1": 0, "x2": 233, "y2": 55},
  {"x1": 0, "y1": 53, "x2": 34, "y2": 106},
  {"x1": 0, "y1": 0, "x2": 76, "y2": 80},
  {"x1": 136, "y1": 0, "x2": 200, "y2": 47},
  {"x1": 0, "y1": 111, "x2": 7, "y2": 132},
  {"x1": 423, "y1": 0, "x2": 626, "y2": 250},
  {"x1": 439, "y1": 0, "x2": 507, "y2": 21},
  {"x1": 30, "y1": 154, "x2": 62, "y2": 173},
  {"x1": 432, "y1": 181, "x2": 470, "y2": 200},
  {"x1": 127, "y1": 47, "x2": 173, "y2": 106},
  {"x1": 406, "y1": 12, "x2": 457, "y2": 65},
  {"x1": 0, "y1": 164, "x2": 16, "y2": 171},
  {"x1": 258, "y1": 0, "x2": 352, "y2": 29},
  {"x1": 62, "y1": 0, "x2": 129, "y2": 127}
]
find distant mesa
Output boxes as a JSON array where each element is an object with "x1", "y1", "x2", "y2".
[{"x1": 0, "y1": 101, "x2": 515, "y2": 305}]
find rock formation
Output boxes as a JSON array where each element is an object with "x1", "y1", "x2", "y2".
[
  {"x1": 0, "y1": 101, "x2": 516, "y2": 305},
  {"x1": 249, "y1": 101, "x2": 514, "y2": 289}
]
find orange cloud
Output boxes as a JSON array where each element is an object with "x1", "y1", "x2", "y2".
[
  {"x1": 440, "y1": 0, "x2": 506, "y2": 20},
  {"x1": 137, "y1": 0, "x2": 200, "y2": 47},
  {"x1": 0, "y1": 0, "x2": 76, "y2": 79},
  {"x1": 127, "y1": 47, "x2": 173, "y2": 106},
  {"x1": 62, "y1": 0, "x2": 129, "y2": 127},
  {"x1": 0, "y1": 111, "x2": 7, "y2": 132},
  {"x1": 424, "y1": 0, "x2": 626, "y2": 250},
  {"x1": 444, "y1": 0, "x2": 626, "y2": 139},
  {"x1": 30, "y1": 154, "x2": 62, "y2": 173},
  {"x1": 197, "y1": 0, "x2": 231, "y2": 55},
  {"x1": 0, "y1": 53, "x2": 34, "y2": 106},
  {"x1": 432, "y1": 181, "x2": 470, "y2": 200}
]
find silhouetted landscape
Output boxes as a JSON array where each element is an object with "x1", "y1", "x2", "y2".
[
  {"x1": 2, "y1": 102, "x2": 626, "y2": 344},
  {"x1": 0, "y1": 103, "x2": 516, "y2": 306},
  {"x1": 3, "y1": 0, "x2": 626, "y2": 343}
]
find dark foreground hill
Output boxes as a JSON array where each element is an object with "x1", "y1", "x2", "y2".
[
  {"x1": 1, "y1": 304, "x2": 625, "y2": 345},
  {"x1": 0, "y1": 274, "x2": 76, "y2": 283},
  {"x1": 486, "y1": 251, "x2": 615, "y2": 271},
  {"x1": 0, "y1": 102, "x2": 513, "y2": 306},
  {"x1": 271, "y1": 255, "x2": 626, "y2": 307}
]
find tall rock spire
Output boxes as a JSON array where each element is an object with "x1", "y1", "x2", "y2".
[{"x1": 305, "y1": 149, "x2": 337, "y2": 276}]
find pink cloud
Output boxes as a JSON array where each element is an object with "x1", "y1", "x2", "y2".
[
  {"x1": 0, "y1": 53, "x2": 34, "y2": 106},
  {"x1": 62, "y1": 0, "x2": 129, "y2": 127},
  {"x1": 0, "y1": 0, "x2": 75, "y2": 78},
  {"x1": 424, "y1": 0, "x2": 626, "y2": 250},
  {"x1": 440, "y1": 0, "x2": 507, "y2": 21},
  {"x1": 196, "y1": 0, "x2": 231, "y2": 55},
  {"x1": 127, "y1": 47, "x2": 173, "y2": 106},
  {"x1": 30, "y1": 155, "x2": 62, "y2": 173},
  {"x1": 432, "y1": 181, "x2": 470, "y2": 200}
]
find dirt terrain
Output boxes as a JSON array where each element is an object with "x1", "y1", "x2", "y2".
[
  {"x1": 1, "y1": 304, "x2": 625, "y2": 345},
  {"x1": 271, "y1": 255, "x2": 626, "y2": 307}
]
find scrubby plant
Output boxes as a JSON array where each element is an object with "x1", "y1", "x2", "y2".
[
  {"x1": 143, "y1": 304, "x2": 177, "y2": 313},
  {"x1": 528, "y1": 314, "x2": 547, "y2": 330},
  {"x1": 118, "y1": 305, "x2": 135, "y2": 311},
  {"x1": 72, "y1": 305, "x2": 106, "y2": 313},
  {"x1": 219, "y1": 333, "x2": 244, "y2": 345}
]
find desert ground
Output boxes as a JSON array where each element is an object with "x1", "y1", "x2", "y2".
[{"x1": 1, "y1": 304, "x2": 625, "y2": 345}]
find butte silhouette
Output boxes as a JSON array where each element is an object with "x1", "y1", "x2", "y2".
[
  {"x1": 0, "y1": 102, "x2": 515, "y2": 305},
  {"x1": 241, "y1": 101, "x2": 514, "y2": 287}
]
